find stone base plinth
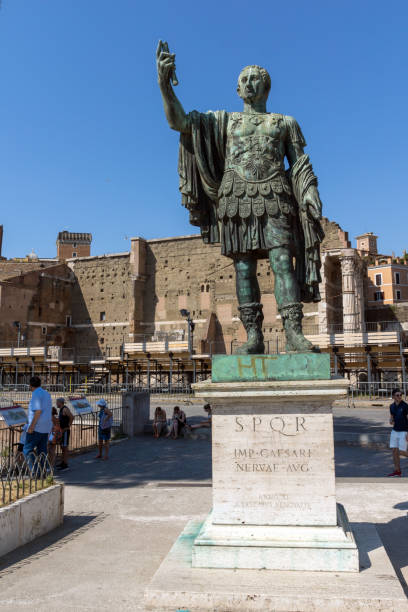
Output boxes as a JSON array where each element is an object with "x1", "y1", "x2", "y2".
[
  {"x1": 144, "y1": 519, "x2": 407, "y2": 611},
  {"x1": 192, "y1": 503, "x2": 358, "y2": 572},
  {"x1": 192, "y1": 376, "x2": 349, "y2": 527}
]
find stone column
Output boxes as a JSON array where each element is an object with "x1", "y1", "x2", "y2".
[
  {"x1": 317, "y1": 253, "x2": 329, "y2": 333},
  {"x1": 355, "y1": 260, "x2": 366, "y2": 331},
  {"x1": 340, "y1": 250, "x2": 359, "y2": 333}
]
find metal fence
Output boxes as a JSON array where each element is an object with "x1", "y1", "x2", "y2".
[
  {"x1": 0, "y1": 383, "x2": 195, "y2": 396},
  {"x1": 0, "y1": 392, "x2": 126, "y2": 462},
  {"x1": 1, "y1": 452, "x2": 53, "y2": 507},
  {"x1": 348, "y1": 381, "x2": 408, "y2": 402}
]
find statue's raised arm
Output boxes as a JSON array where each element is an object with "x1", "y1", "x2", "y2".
[{"x1": 156, "y1": 40, "x2": 189, "y2": 133}]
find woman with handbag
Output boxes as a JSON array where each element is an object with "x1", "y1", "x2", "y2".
[{"x1": 96, "y1": 399, "x2": 113, "y2": 460}]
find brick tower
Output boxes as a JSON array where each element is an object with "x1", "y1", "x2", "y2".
[{"x1": 57, "y1": 231, "x2": 92, "y2": 260}]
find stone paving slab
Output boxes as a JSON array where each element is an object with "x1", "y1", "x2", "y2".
[
  {"x1": 0, "y1": 437, "x2": 406, "y2": 611},
  {"x1": 145, "y1": 519, "x2": 407, "y2": 611}
]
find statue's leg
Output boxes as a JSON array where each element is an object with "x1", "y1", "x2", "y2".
[
  {"x1": 269, "y1": 246, "x2": 313, "y2": 352},
  {"x1": 233, "y1": 256, "x2": 265, "y2": 355}
]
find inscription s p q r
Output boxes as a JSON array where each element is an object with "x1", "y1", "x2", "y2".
[{"x1": 235, "y1": 415, "x2": 307, "y2": 436}]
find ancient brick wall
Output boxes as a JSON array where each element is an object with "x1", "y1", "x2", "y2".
[
  {"x1": 320, "y1": 217, "x2": 350, "y2": 250},
  {"x1": 68, "y1": 254, "x2": 130, "y2": 357},
  {"x1": 366, "y1": 303, "x2": 408, "y2": 327},
  {"x1": 0, "y1": 218, "x2": 357, "y2": 357},
  {"x1": 0, "y1": 264, "x2": 73, "y2": 347},
  {"x1": 141, "y1": 221, "x2": 334, "y2": 352}
]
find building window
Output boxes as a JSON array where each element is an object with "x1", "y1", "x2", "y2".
[
  {"x1": 73, "y1": 242, "x2": 77, "y2": 248},
  {"x1": 100, "y1": 311, "x2": 106, "y2": 321},
  {"x1": 396, "y1": 290, "x2": 401, "y2": 300},
  {"x1": 100, "y1": 337, "x2": 104, "y2": 344},
  {"x1": 41, "y1": 326, "x2": 47, "y2": 335},
  {"x1": 395, "y1": 272, "x2": 400, "y2": 284},
  {"x1": 374, "y1": 291, "x2": 384, "y2": 301},
  {"x1": 375, "y1": 273, "x2": 382, "y2": 286},
  {"x1": 66, "y1": 315, "x2": 72, "y2": 327},
  {"x1": 72, "y1": 252, "x2": 77, "y2": 257}
]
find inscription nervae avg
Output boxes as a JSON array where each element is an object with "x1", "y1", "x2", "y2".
[{"x1": 212, "y1": 411, "x2": 337, "y2": 526}]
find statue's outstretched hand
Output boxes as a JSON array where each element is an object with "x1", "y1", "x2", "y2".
[
  {"x1": 303, "y1": 184, "x2": 322, "y2": 220},
  {"x1": 156, "y1": 40, "x2": 176, "y2": 87}
]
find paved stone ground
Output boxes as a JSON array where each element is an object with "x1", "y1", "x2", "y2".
[{"x1": 0, "y1": 419, "x2": 407, "y2": 611}]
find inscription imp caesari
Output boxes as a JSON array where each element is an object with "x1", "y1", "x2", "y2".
[{"x1": 234, "y1": 447, "x2": 312, "y2": 473}]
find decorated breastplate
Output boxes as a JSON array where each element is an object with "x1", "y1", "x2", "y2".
[
  {"x1": 226, "y1": 134, "x2": 284, "y2": 181},
  {"x1": 218, "y1": 112, "x2": 295, "y2": 220}
]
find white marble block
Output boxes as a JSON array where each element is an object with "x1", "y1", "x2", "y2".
[
  {"x1": 213, "y1": 408, "x2": 336, "y2": 526},
  {"x1": 191, "y1": 377, "x2": 359, "y2": 571}
]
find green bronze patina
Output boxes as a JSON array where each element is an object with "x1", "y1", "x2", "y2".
[
  {"x1": 157, "y1": 42, "x2": 325, "y2": 354},
  {"x1": 212, "y1": 353, "x2": 330, "y2": 383}
]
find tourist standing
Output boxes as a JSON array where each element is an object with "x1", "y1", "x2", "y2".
[
  {"x1": 23, "y1": 376, "x2": 52, "y2": 467},
  {"x1": 47, "y1": 407, "x2": 62, "y2": 466},
  {"x1": 57, "y1": 397, "x2": 74, "y2": 471},
  {"x1": 96, "y1": 399, "x2": 113, "y2": 460},
  {"x1": 388, "y1": 388, "x2": 408, "y2": 477}
]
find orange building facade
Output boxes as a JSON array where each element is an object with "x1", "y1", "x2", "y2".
[{"x1": 367, "y1": 262, "x2": 408, "y2": 305}]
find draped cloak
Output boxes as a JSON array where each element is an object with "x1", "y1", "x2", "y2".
[{"x1": 178, "y1": 110, "x2": 324, "y2": 302}]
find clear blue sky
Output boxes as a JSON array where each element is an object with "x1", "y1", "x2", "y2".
[{"x1": 0, "y1": 0, "x2": 407, "y2": 258}]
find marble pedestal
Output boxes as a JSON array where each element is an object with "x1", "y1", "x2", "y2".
[
  {"x1": 145, "y1": 356, "x2": 408, "y2": 610},
  {"x1": 191, "y1": 371, "x2": 359, "y2": 572}
]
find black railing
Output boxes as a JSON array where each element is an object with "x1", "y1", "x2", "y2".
[
  {"x1": 0, "y1": 393, "x2": 125, "y2": 460},
  {"x1": 0, "y1": 453, "x2": 54, "y2": 507}
]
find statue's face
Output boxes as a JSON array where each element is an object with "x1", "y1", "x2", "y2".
[{"x1": 237, "y1": 67, "x2": 267, "y2": 103}]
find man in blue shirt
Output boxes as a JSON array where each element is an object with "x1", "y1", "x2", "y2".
[
  {"x1": 388, "y1": 388, "x2": 408, "y2": 477},
  {"x1": 23, "y1": 376, "x2": 52, "y2": 467}
]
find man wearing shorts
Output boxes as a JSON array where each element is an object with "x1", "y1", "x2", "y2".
[{"x1": 388, "y1": 388, "x2": 408, "y2": 477}]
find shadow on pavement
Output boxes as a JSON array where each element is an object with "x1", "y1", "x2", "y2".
[
  {"x1": 54, "y1": 430, "x2": 404, "y2": 489},
  {"x1": 334, "y1": 414, "x2": 389, "y2": 436},
  {"x1": 377, "y1": 517, "x2": 408, "y2": 596},
  {"x1": 57, "y1": 436, "x2": 212, "y2": 488},
  {"x1": 334, "y1": 445, "x2": 395, "y2": 478},
  {"x1": 0, "y1": 512, "x2": 105, "y2": 578}
]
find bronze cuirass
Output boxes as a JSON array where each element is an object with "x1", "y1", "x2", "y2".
[{"x1": 218, "y1": 113, "x2": 294, "y2": 221}]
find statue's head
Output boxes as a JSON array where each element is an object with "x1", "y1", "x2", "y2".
[{"x1": 237, "y1": 65, "x2": 271, "y2": 103}]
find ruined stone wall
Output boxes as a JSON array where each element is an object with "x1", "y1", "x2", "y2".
[
  {"x1": 0, "y1": 218, "x2": 354, "y2": 356},
  {"x1": 68, "y1": 254, "x2": 130, "y2": 357},
  {"x1": 321, "y1": 217, "x2": 350, "y2": 250},
  {"x1": 366, "y1": 302, "x2": 408, "y2": 327},
  {"x1": 0, "y1": 265, "x2": 73, "y2": 347},
  {"x1": 143, "y1": 223, "x2": 331, "y2": 352}
]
